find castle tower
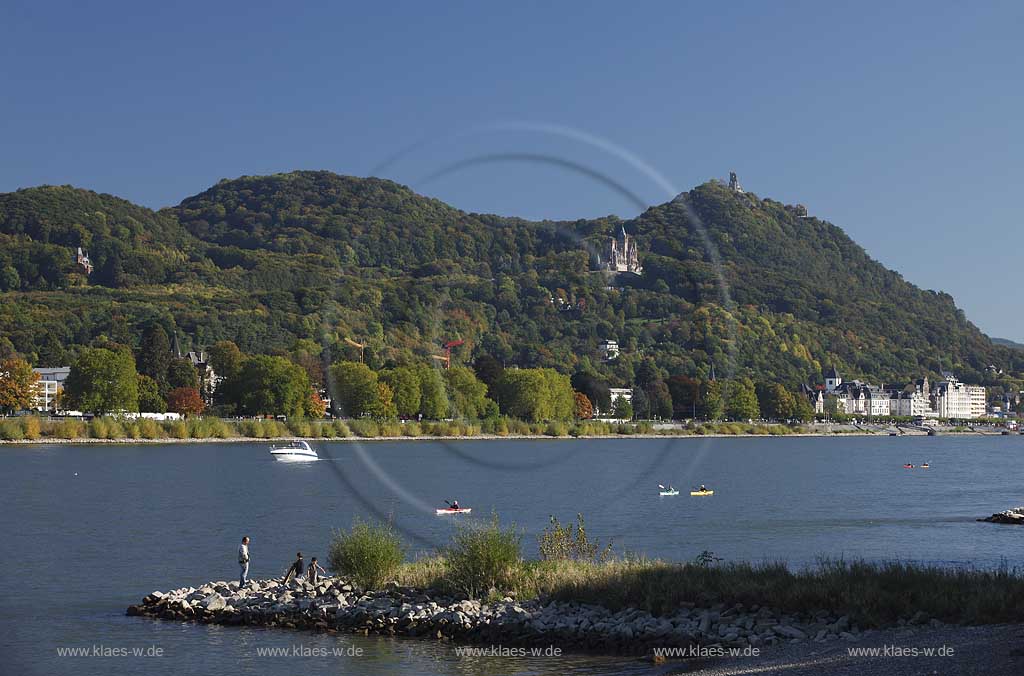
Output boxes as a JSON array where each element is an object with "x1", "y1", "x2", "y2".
[{"x1": 729, "y1": 172, "x2": 743, "y2": 193}]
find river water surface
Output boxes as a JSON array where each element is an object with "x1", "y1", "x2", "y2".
[{"x1": 2, "y1": 435, "x2": 1021, "y2": 675}]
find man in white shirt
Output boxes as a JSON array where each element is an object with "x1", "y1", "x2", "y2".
[{"x1": 238, "y1": 536, "x2": 250, "y2": 586}]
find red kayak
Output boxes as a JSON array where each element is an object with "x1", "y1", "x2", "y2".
[
  {"x1": 435, "y1": 507, "x2": 472, "y2": 515},
  {"x1": 903, "y1": 464, "x2": 914, "y2": 469}
]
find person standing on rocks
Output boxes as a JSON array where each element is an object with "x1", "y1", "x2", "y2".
[
  {"x1": 282, "y1": 552, "x2": 305, "y2": 583},
  {"x1": 307, "y1": 556, "x2": 327, "y2": 585},
  {"x1": 238, "y1": 536, "x2": 250, "y2": 587}
]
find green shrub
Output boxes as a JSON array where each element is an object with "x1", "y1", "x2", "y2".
[
  {"x1": 21, "y1": 416, "x2": 42, "y2": 440},
  {"x1": 401, "y1": 422, "x2": 422, "y2": 437},
  {"x1": 483, "y1": 416, "x2": 510, "y2": 436},
  {"x1": 538, "y1": 513, "x2": 612, "y2": 562},
  {"x1": 166, "y1": 420, "x2": 188, "y2": 439},
  {"x1": 544, "y1": 421, "x2": 568, "y2": 437},
  {"x1": 89, "y1": 417, "x2": 124, "y2": 439},
  {"x1": 327, "y1": 519, "x2": 406, "y2": 591},
  {"x1": 378, "y1": 421, "x2": 401, "y2": 437},
  {"x1": 288, "y1": 419, "x2": 312, "y2": 437},
  {"x1": 445, "y1": 515, "x2": 523, "y2": 599},
  {"x1": 187, "y1": 418, "x2": 212, "y2": 439},
  {"x1": 137, "y1": 418, "x2": 162, "y2": 439},
  {"x1": 0, "y1": 419, "x2": 25, "y2": 440},
  {"x1": 51, "y1": 418, "x2": 85, "y2": 439},
  {"x1": 510, "y1": 419, "x2": 532, "y2": 435},
  {"x1": 330, "y1": 420, "x2": 351, "y2": 438},
  {"x1": 124, "y1": 420, "x2": 142, "y2": 439},
  {"x1": 349, "y1": 419, "x2": 380, "y2": 437},
  {"x1": 88, "y1": 417, "x2": 109, "y2": 439},
  {"x1": 207, "y1": 418, "x2": 232, "y2": 438}
]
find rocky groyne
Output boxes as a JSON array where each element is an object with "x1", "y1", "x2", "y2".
[
  {"x1": 978, "y1": 507, "x2": 1024, "y2": 524},
  {"x1": 127, "y1": 577, "x2": 905, "y2": 655}
]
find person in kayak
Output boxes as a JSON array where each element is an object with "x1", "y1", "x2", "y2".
[
  {"x1": 451, "y1": 500, "x2": 460, "y2": 510},
  {"x1": 282, "y1": 552, "x2": 305, "y2": 583},
  {"x1": 698, "y1": 484, "x2": 707, "y2": 492}
]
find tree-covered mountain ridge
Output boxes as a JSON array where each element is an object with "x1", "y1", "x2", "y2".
[{"x1": 0, "y1": 170, "x2": 1020, "y2": 391}]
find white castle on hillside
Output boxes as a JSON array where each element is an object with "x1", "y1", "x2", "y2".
[{"x1": 602, "y1": 225, "x2": 642, "y2": 275}]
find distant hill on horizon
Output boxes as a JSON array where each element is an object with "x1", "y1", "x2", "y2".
[
  {"x1": 993, "y1": 337, "x2": 1024, "y2": 351},
  {"x1": 1, "y1": 170, "x2": 1021, "y2": 392}
]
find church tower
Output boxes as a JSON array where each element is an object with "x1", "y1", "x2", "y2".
[{"x1": 825, "y1": 366, "x2": 841, "y2": 392}]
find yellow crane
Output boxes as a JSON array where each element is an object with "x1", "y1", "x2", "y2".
[
  {"x1": 430, "y1": 339, "x2": 464, "y2": 369},
  {"x1": 344, "y1": 337, "x2": 366, "y2": 363}
]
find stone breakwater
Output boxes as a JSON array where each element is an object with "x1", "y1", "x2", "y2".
[
  {"x1": 125, "y1": 577, "x2": 937, "y2": 655},
  {"x1": 978, "y1": 507, "x2": 1024, "y2": 524}
]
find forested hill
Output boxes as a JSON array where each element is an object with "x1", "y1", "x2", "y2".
[
  {"x1": 170, "y1": 171, "x2": 579, "y2": 271},
  {"x1": 0, "y1": 185, "x2": 195, "y2": 290},
  {"x1": 0, "y1": 171, "x2": 1020, "y2": 391}
]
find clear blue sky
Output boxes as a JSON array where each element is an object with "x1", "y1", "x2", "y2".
[{"x1": 3, "y1": 1, "x2": 1021, "y2": 340}]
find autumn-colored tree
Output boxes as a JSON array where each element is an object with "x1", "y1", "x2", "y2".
[
  {"x1": 167, "y1": 387, "x2": 205, "y2": 417},
  {"x1": 573, "y1": 391, "x2": 593, "y2": 420},
  {"x1": 305, "y1": 389, "x2": 327, "y2": 418},
  {"x1": 0, "y1": 357, "x2": 39, "y2": 413}
]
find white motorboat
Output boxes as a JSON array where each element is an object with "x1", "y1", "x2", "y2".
[{"x1": 270, "y1": 440, "x2": 319, "y2": 462}]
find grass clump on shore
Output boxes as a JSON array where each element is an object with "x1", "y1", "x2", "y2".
[
  {"x1": 0, "y1": 418, "x2": 25, "y2": 440},
  {"x1": 49, "y1": 418, "x2": 86, "y2": 439},
  {"x1": 389, "y1": 555, "x2": 1024, "y2": 628},
  {"x1": 328, "y1": 519, "x2": 406, "y2": 591},
  {"x1": 533, "y1": 558, "x2": 1024, "y2": 628}
]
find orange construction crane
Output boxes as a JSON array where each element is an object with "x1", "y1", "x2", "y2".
[
  {"x1": 344, "y1": 337, "x2": 366, "y2": 363},
  {"x1": 430, "y1": 339, "x2": 464, "y2": 369}
]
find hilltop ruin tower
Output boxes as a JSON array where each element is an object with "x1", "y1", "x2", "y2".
[{"x1": 729, "y1": 172, "x2": 744, "y2": 193}]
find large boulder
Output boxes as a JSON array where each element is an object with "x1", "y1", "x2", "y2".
[{"x1": 202, "y1": 593, "x2": 227, "y2": 611}]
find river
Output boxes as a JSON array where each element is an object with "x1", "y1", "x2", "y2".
[{"x1": 1, "y1": 435, "x2": 1021, "y2": 675}]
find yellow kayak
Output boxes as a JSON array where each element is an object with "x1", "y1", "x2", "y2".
[{"x1": 690, "y1": 490, "x2": 714, "y2": 496}]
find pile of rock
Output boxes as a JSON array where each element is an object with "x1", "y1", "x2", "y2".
[
  {"x1": 126, "y1": 577, "x2": 895, "y2": 655},
  {"x1": 978, "y1": 507, "x2": 1024, "y2": 524}
]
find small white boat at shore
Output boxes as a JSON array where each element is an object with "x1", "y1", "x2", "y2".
[{"x1": 270, "y1": 440, "x2": 318, "y2": 462}]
